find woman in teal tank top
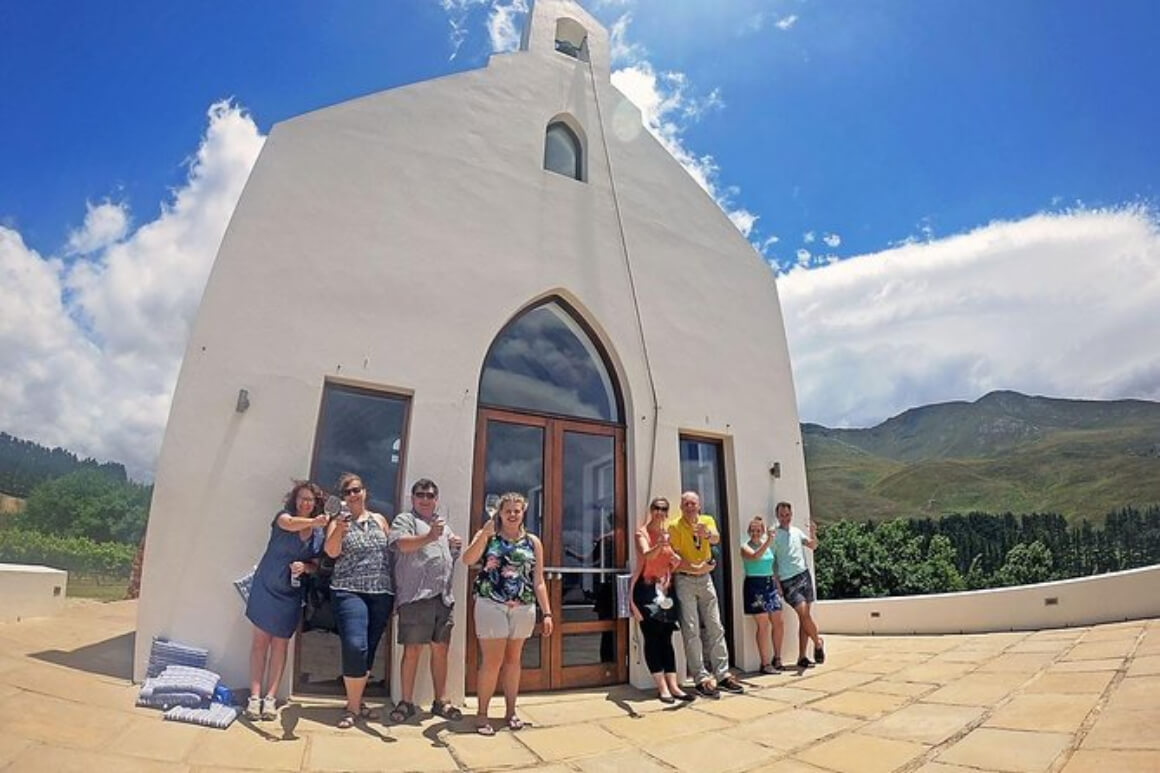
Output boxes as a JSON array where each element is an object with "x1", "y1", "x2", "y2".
[{"x1": 740, "y1": 515, "x2": 785, "y2": 673}]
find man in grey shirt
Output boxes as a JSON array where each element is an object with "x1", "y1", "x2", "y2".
[{"x1": 387, "y1": 478, "x2": 463, "y2": 721}]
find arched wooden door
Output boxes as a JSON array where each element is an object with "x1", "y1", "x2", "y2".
[{"x1": 466, "y1": 300, "x2": 629, "y2": 692}]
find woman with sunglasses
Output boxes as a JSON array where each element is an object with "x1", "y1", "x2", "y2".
[
  {"x1": 462, "y1": 492, "x2": 552, "y2": 735},
  {"x1": 324, "y1": 472, "x2": 395, "y2": 729},
  {"x1": 629, "y1": 497, "x2": 693, "y2": 703},
  {"x1": 243, "y1": 481, "x2": 329, "y2": 720}
]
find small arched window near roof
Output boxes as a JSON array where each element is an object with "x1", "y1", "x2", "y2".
[
  {"x1": 544, "y1": 121, "x2": 583, "y2": 181},
  {"x1": 554, "y1": 18, "x2": 588, "y2": 60}
]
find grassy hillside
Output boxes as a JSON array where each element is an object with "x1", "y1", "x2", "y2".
[{"x1": 804, "y1": 392, "x2": 1160, "y2": 523}]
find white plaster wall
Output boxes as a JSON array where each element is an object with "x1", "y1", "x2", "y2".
[
  {"x1": 136, "y1": 0, "x2": 809, "y2": 694},
  {"x1": 815, "y1": 565, "x2": 1160, "y2": 635},
  {"x1": 0, "y1": 564, "x2": 68, "y2": 623}
]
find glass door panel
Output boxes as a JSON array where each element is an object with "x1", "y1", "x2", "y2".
[
  {"x1": 678, "y1": 436, "x2": 734, "y2": 664},
  {"x1": 550, "y1": 427, "x2": 626, "y2": 688},
  {"x1": 467, "y1": 411, "x2": 550, "y2": 692}
]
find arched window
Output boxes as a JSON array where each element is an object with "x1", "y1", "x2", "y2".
[
  {"x1": 479, "y1": 300, "x2": 621, "y2": 422},
  {"x1": 554, "y1": 18, "x2": 588, "y2": 60},
  {"x1": 544, "y1": 122, "x2": 583, "y2": 181}
]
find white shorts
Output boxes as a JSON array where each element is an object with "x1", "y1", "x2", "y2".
[{"x1": 474, "y1": 597, "x2": 537, "y2": 640}]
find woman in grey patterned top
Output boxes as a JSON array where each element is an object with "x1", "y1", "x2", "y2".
[{"x1": 324, "y1": 472, "x2": 395, "y2": 729}]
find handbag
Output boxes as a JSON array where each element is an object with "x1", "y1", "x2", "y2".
[
  {"x1": 232, "y1": 566, "x2": 256, "y2": 606},
  {"x1": 301, "y1": 573, "x2": 337, "y2": 633}
]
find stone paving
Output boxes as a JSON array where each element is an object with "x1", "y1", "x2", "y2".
[{"x1": 0, "y1": 600, "x2": 1158, "y2": 772}]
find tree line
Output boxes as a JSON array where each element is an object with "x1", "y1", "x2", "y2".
[
  {"x1": 0, "y1": 431, "x2": 130, "y2": 498},
  {"x1": 815, "y1": 506, "x2": 1160, "y2": 599}
]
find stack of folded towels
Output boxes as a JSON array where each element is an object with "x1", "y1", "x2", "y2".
[
  {"x1": 137, "y1": 638, "x2": 238, "y2": 729},
  {"x1": 137, "y1": 664, "x2": 221, "y2": 710}
]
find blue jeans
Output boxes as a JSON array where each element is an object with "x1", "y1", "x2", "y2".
[{"x1": 332, "y1": 590, "x2": 394, "y2": 678}]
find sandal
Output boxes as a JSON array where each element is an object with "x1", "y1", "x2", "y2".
[
  {"x1": 430, "y1": 699, "x2": 463, "y2": 720},
  {"x1": 388, "y1": 700, "x2": 417, "y2": 723},
  {"x1": 506, "y1": 715, "x2": 525, "y2": 731},
  {"x1": 359, "y1": 703, "x2": 380, "y2": 720},
  {"x1": 476, "y1": 719, "x2": 496, "y2": 736},
  {"x1": 337, "y1": 711, "x2": 357, "y2": 729}
]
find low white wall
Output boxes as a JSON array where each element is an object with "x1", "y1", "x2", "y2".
[
  {"x1": 815, "y1": 565, "x2": 1160, "y2": 635},
  {"x1": 0, "y1": 563, "x2": 69, "y2": 623}
]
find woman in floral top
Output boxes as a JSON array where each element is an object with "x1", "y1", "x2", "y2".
[{"x1": 462, "y1": 492, "x2": 552, "y2": 736}]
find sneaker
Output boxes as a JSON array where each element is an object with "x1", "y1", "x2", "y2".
[
  {"x1": 760, "y1": 663, "x2": 779, "y2": 675},
  {"x1": 260, "y1": 697, "x2": 278, "y2": 721},
  {"x1": 695, "y1": 680, "x2": 720, "y2": 699},
  {"x1": 244, "y1": 695, "x2": 262, "y2": 720},
  {"x1": 813, "y1": 642, "x2": 826, "y2": 665},
  {"x1": 772, "y1": 657, "x2": 784, "y2": 671},
  {"x1": 718, "y1": 676, "x2": 745, "y2": 694},
  {"x1": 796, "y1": 656, "x2": 812, "y2": 669}
]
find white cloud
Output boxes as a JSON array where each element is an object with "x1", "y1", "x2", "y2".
[
  {"x1": 803, "y1": 230, "x2": 816, "y2": 243},
  {"x1": 440, "y1": 0, "x2": 528, "y2": 59},
  {"x1": 610, "y1": 43, "x2": 754, "y2": 237},
  {"x1": 609, "y1": 13, "x2": 645, "y2": 65},
  {"x1": 730, "y1": 209, "x2": 758, "y2": 238},
  {"x1": 796, "y1": 248, "x2": 812, "y2": 264},
  {"x1": 822, "y1": 232, "x2": 841, "y2": 248},
  {"x1": 488, "y1": 0, "x2": 529, "y2": 53},
  {"x1": 0, "y1": 101, "x2": 264, "y2": 479},
  {"x1": 66, "y1": 200, "x2": 129, "y2": 255},
  {"x1": 741, "y1": 13, "x2": 765, "y2": 34},
  {"x1": 775, "y1": 15, "x2": 798, "y2": 31},
  {"x1": 778, "y1": 207, "x2": 1160, "y2": 429}
]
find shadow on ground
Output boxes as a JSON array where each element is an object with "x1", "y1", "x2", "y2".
[{"x1": 30, "y1": 630, "x2": 135, "y2": 680}]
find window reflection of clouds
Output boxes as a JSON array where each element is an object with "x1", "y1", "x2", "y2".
[
  {"x1": 562, "y1": 433, "x2": 614, "y2": 570},
  {"x1": 484, "y1": 422, "x2": 545, "y2": 535},
  {"x1": 480, "y1": 303, "x2": 619, "y2": 422},
  {"x1": 314, "y1": 387, "x2": 407, "y2": 515}
]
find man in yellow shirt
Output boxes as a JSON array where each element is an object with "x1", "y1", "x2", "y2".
[{"x1": 668, "y1": 491, "x2": 744, "y2": 697}]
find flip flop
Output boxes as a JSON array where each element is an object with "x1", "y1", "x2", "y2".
[
  {"x1": 506, "y1": 715, "x2": 525, "y2": 731},
  {"x1": 337, "y1": 711, "x2": 357, "y2": 729},
  {"x1": 476, "y1": 720, "x2": 496, "y2": 736},
  {"x1": 359, "y1": 703, "x2": 381, "y2": 720}
]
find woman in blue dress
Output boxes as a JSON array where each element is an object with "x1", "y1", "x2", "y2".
[{"x1": 244, "y1": 481, "x2": 328, "y2": 720}]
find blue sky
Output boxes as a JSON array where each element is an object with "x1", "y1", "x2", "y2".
[
  {"x1": 4, "y1": 0, "x2": 1157, "y2": 263},
  {"x1": 2, "y1": 0, "x2": 1159, "y2": 477}
]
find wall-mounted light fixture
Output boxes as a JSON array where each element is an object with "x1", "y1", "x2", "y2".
[
  {"x1": 236, "y1": 388, "x2": 251, "y2": 413},
  {"x1": 769, "y1": 462, "x2": 781, "y2": 479}
]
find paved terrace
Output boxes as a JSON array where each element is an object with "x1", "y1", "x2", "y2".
[{"x1": 0, "y1": 601, "x2": 1157, "y2": 772}]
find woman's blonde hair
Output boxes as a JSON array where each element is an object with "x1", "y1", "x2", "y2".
[{"x1": 495, "y1": 492, "x2": 529, "y2": 537}]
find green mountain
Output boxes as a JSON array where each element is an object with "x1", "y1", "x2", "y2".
[{"x1": 803, "y1": 391, "x2": 1160, "y2": 523}]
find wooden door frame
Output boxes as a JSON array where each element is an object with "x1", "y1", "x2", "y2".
[{"x1": 466, "y1": 408, "x2": 628, "y2": 692}]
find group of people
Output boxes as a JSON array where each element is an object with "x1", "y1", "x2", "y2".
[
  {"x1": 243, "y1": 476, "x2": 824, "y2": 734},
  {"x1": 629, "y1": 492, "x2": 825, "y2": 702},
  {"x1": 244, "y1": 475, "x2": 548, "y2": 734}
]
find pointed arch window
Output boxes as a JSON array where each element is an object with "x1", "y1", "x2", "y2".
[
  {"x1": 479, "y1": 300, "x2": 621, "y2": 422},
  {"x1": 544, "y1": 122, "x2": 583, "y2": 181}
]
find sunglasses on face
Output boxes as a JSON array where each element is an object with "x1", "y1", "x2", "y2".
[
  {"x1": 342, "y1": 486, "x2": 363, "y2": 496},
  {"x1": 413, "y1": 491, "x2": 437, "y2": 500},
  {"x1": 652, "y1": 505, "x2": 669, "y2": 512}
]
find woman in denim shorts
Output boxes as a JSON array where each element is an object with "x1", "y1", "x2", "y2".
[
  {"x1": 740, "y1": 515, "x2": 785, "y2": 673},
  {"x1": 462, "y1": 492, "x2": 552, "y2": 735}
]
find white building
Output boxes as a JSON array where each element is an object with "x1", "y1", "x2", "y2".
[{"x1": 136, "y1": 0, "x2": 811, "y2": 699}]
